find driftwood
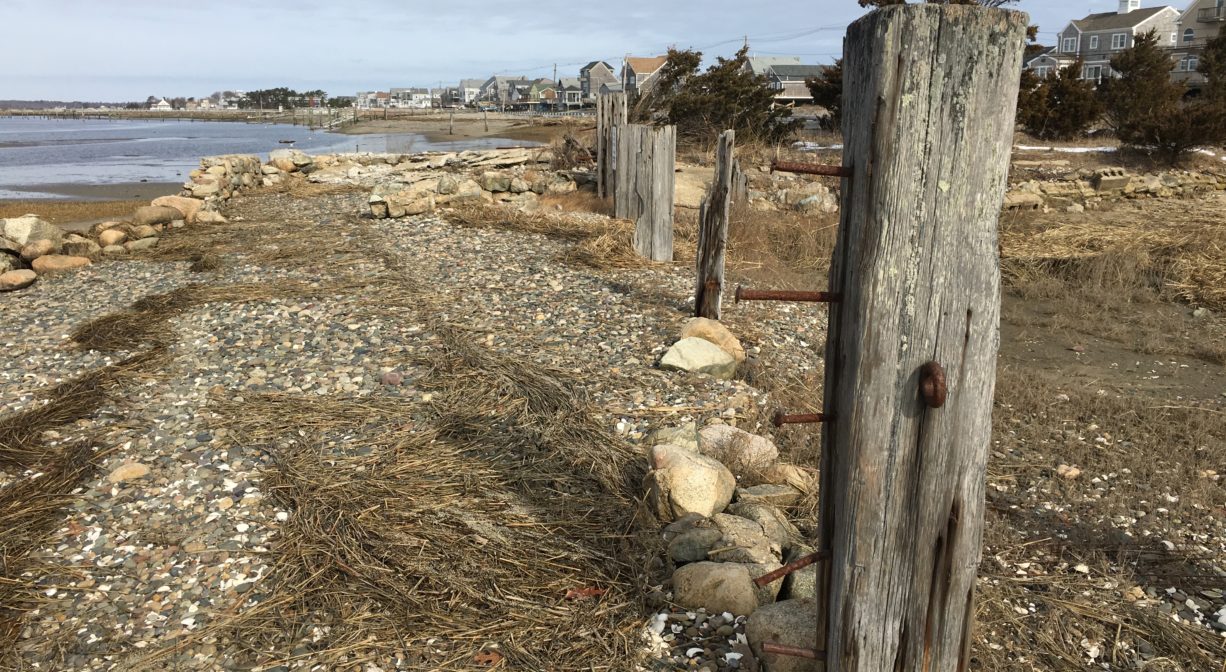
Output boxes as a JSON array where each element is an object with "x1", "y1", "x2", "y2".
[{"x1": 816, "y1": 5, "x2": 1027, "y2": 671}]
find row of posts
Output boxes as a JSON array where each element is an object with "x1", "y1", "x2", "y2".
[{"x1": 598, "y1": 4, "x2": 1027, "y2": 670}]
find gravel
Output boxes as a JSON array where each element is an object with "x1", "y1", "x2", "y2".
[{"x1": 0, "y1": 190, "x2": 827, "y2": 670}]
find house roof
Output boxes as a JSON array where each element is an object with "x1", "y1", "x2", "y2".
[
  {"x1": 1070, "y1": 6, "x2": 1172, "y2": 31},
  {"x1": 769, "y1": 64, "x2": 827, "y2": 79},
  {"x1": 559, "y1": 77, "x2": 581, "y2": 89},
  {"x1": 459, "y1": 79, "x2": 485, "y2": 89},
  {"x1": 625, "y1": 56, "x2": 667, "y2": 75},
  {"x1": 581, "y1": 60, "x2": 613, "y2": 73},
  {"x1": 746, "y1": 56, "x2": 801, "y2": 76}
]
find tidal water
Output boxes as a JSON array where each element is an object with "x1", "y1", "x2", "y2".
[{"x1": 0, "y1": 117, "x2": 526, "y2": 199}]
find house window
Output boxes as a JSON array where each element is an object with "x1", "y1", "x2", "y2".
[
  {"x1": 1171, "y1": 32, "x2": 1177, "y2": 44},
  {"x1": 1184, "y1": 28, "x2": 1195, "y2": 43},
  {"x1": 1085, "y1": 64, "x2": 1102, "y2": 81},
  {"x1": 1111, "y1": 33, "x2": 1128, "y2": 49},
  {"x1": 1188, "y1": 56, "x2": 1199, "y2": 71},
  {"x1": 1035, "y1": 66, "x2": 1051, "y2": 78},
  {"x1": 1089, "y1": 35, "x2": 1099, "y2": 49},
  {"x1": 1062, "y1": 37, "x2": 1077, "y2": 53}
]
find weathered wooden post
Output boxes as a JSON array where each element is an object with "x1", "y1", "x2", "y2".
[
  {"x1": 596, "y1": 92, "x2": 628, "y2": 199},
  {"x1": 615, "y1": 124, "x2": 675, "y2": 262},
  {"x1": 815, "y1": 5, "x2": 1026, "y2": 671},
  {"x1": 695, "y1": 130, "x2": 734, "y2": 319}
]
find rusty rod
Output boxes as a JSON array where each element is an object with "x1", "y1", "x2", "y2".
[
  {"x1": 771, "y1": 411, "x2": 828, "y2": 427},
  {"x1": 761, "y1": 642, "x2": 825, "y2": 660},
  {"x1": 752, "y1": 551, "x2": 827, "y2": 586},
  {"x1": 735, "y1": 285, "x2": 840, "y2": 304},
  {"x1": 771, "y1": 159, "x2": 851, "y2": 177}
]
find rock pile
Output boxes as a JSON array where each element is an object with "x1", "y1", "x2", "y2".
[
  {"x1": 660, "y1": 318, "x2": 745, "y2": 380},
  {"x1": 368, "y1": 167, "x2": 581, "y2": 219},
  {"x1": 647, "y1": 316, "x2": 822, "y2": 669},
  {"x1": 182, "y1": 155, "x2": 264, "y2": 201},
  {"x1": 1004, "y1": 168, "x2": 1226, "y2": 211},
  {"x1": 0, "y1": 189, "x2": 230, "y2": 293},
  {"x1": 644, "y1": 419, "x2": 821, "y2": 670}
]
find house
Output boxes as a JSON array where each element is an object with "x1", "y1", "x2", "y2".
[
  {"x1": 1038, "y1": 0, "x2": 1180, "y2": 82},
  {"x1": 559, "y1": 77, "x2": 583, "y2": 108},
  {"x1": 745, "y1": 55, "x2": 802, "y2": 77},
  {"x1": 507, "y1": 78, "x2": 557, "y2": 109},
  {"x1": 621, "y1": 55, "x2": 668, "y2": 96},
  {"x1": 457, "y1": 79, "x2": 485, "y2": 106},
  {"x1": 151, "y1": 98, "x2": 172, "y2": 111},
  {"x1": 765, "y1": 64, "x2": 826, "y2": 105},
  {"x1": 355, "y1": 91, "x2": 392, "y2": 109},
  {"x1": 479, "y1": 75, "x2": 528, "y2": 107},
  {"x1": 1023, "y1": 46, "x2": 1077, "y2": 78},
  {"x1": 1172, "y1": 0, "x2": 1225, "y2": 86},
  {"x1": 579, "y1": 61, "x2": 618, "y2": 103},
  {"x1": 599, "y1": 82, "x2": 624, "y2": 96}
]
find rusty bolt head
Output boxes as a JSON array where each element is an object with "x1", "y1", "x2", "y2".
[{"x1": 920, "y1": 361, "x2": 947, "y2": 409}]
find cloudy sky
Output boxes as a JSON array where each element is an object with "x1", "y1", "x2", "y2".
[{"x1": 1, "y1": 0, "x2": 1172, "y2": 101}]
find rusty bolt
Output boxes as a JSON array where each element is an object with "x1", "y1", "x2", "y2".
[
  {"x1": 771, "y1": 411, "x2": 828, "y2": 427},
  {"x1": 919, "y1": 361, "x2": 947, "y2": 409}
]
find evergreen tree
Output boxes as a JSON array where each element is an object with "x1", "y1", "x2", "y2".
[
  {"x1": 1198, "y1": 30, "x2": 1226, "y2": 102},
  {"x1": 1101, "y1": 30, "x2": 1225, "y2": 163},
  {"x1": 1017, "y1": 60, "x2": 1102, "y2": 139},
  {"x1": 640, "y1": 46, "x2": 800, "y2": 144},
  {"x1": 805, "y1": 59, "x2": 843, "y2": 126}
]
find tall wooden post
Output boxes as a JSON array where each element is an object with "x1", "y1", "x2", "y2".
[
  {"x1": 615, "y1": 124, "x2": 675, "y2": 262},
  {"x1": 695, "y1": 130, "x2": 734, "y2": 319},
  {"x1": 817, "y1": 5, "x2": 1026, "y2": 671},
  {"x1": 596, "y1": 92, "x2": 628, "y2": 199}
]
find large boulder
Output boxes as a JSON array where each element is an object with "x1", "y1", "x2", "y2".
[
  {"x1": 681, "y1": 317, "x2": 746, "y2": 363},
  {"x1": 660, "y1": 337, "x2": 737, "y2": 380},
  {"x1": 728, "y1": 501, "x2": 798, "y2": 550},
  {"x1": 31, "y1": 255, "x2": 91, "y2": 275},
  {"x1": 269, "y1": 148, "x2": 312, "y2": 172},
  {"x1": 20, "y1": 238, "x2": 59, "y2": 262},
  {"x1": 151, "y1": 195, "x2": 203, "y2": 223},
  {"x1": 132, "y1": 205, "x2": 181, "y2": 227},
  {"x1": 130, "y1": 224, "x2": 159, "y2": 240},
  {"x1": 0, "y1": 251, "x2": 26, "y2": 274},
  {"x1": 61, "y1": 235, "x2": 101, "y2": 259},
  {"x1": 745, "y1": 599, "x2": 820, "y2": 672},
  {"x1": 0, "y1": 269, "x2": 37, "y2": 292},
  {"x1": 2, "y1": 215, "x2": 63, "y2": 247},
  {"x1": 98, "y1": 229, "x2": 128, "y2": 247},
  {"x1": 710, "y1": 513, "x2": 780, "y2": 565},
  {"x1": 698, "y1": 425, "x2": 779, "y2": 476},
  {"x1": 195, "y1": 211, "x2": 228, "y2": 224},
  {"x1": 645, "y1": 444, "x2": 736, "y2": 521},
  {"x1": 648, "y1": 422, "x2": 700, "y2": 453},
  {"x1": 479, "y1": 171, "x2": 512, "y2": 193},
  {"x1": 89, "y1": 221, "x2": 125, "y2": 237},
  {"x1": 436, "y1": 174, "x2": 459, "y2": 195},
  {"x1": 779, "y1": 544, "x2": 818, "y2": 601},
  {"x1": 668, "y1": 526, "x2": 723, "y2": 564},
  {"x1": 672, "y1": 562, "x2": 760, "y2": 616},
  {"x1": 0, "y1": 237, "x2": 19, "y2": 254}
]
